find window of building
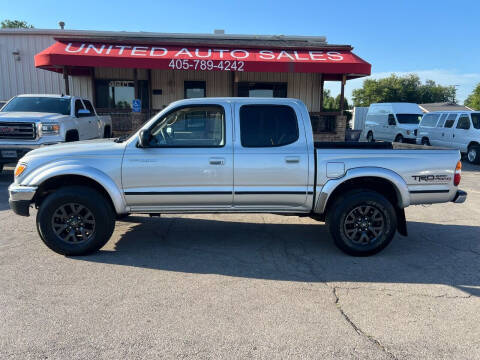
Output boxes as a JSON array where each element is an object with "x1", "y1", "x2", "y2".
[
  {"x1": 149, "y1": 106, "x2": 224, "y2": 147},
  {"x1": 456, "y1": 115, "x2": 470, "y2": 130},
  {"x1": 184, "y1": 81, "x2": 206, "y2": 99},
  {"x1": 310, "y1": 114, "x2": 336, "y2": 133},
  {"x1": 94, "y1": 80, "x2": 149, "y2": 109},
  {"x1": 238, "y1": 82, "x2": 288, "y2": 98},
  {"x1": 240, "y1": 105, "x2": 298, "y2": 147}
]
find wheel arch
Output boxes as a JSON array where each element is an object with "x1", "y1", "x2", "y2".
[
  {"x1": 468, "y1": 141, "x2": 479, "y2": 149},
  {"x1": 25, "y1": 165, "x2": 127, "y2": 214},
  {"x1": 316, "y1": 167, "x2": 410, "y2": 215}
]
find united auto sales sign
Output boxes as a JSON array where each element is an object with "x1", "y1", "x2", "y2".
[{"x1": 59, "y1": 42, "x2": 354, "y2": 73}]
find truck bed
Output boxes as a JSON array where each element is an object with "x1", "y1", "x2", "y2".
[{"x1": 314, "y1": 142, "x2": 447, "y2": 150}]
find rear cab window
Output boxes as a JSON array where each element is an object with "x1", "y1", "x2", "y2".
[{"x1": 239, "y1": 105, "x2": 299, "y2": 147}]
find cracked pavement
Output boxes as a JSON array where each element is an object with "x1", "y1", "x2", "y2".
[{"x1": 0, "y1": 163, "x2": 479, "y2": 359}]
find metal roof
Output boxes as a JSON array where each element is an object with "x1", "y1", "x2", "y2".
[
  {"x1": 0, "y1": 28, "x2": 354, "y2": 50},
  {"x1": 419, "y1": 102, "x2": 473, "y2": 112}
]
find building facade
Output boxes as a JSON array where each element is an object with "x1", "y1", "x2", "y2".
[{"x1": 0, "y1": 29, "x2": 371, "y2": 141}]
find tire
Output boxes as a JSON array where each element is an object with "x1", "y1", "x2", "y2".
[
  {"x1": 421, "y1": 137, "x2": 430, "y2": 146},
  {"x1": 36, "y1": 186, "x2": 115, "y2": 256},
  {"x1": 394, "y1": 134, "x2": 404, "y2": 143},
  {"x1": 467, "y1": 145, "x2": 480, "y2": 164},
  {"x1": 65, "y1": 130, "x2": 79, "y2": 142},
  {"x1": 366, "y1": 131, "x2": 374, "y2": 143},
  {"x1": 104, "y1": 126, "x2": 111, "y2": 138},
  {"x1": 326, "y1": 190, "x2": 397, "y2": 256}
]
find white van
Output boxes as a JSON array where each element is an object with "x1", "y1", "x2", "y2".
[
  {"x1": 416, "y1": 111, "x2": 480, "y2": 163},
  {"x1": 364, "y1": 103, "x2": 423, "y2": 143}
]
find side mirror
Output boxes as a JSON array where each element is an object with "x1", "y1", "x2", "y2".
[
  {"x1": 138, "y1": 129, "x2": 151, "y2": 148},
  {"x1": 77, "y1": 109, "x2": 91, "y2": 117}
]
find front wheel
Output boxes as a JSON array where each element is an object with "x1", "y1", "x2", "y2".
[
  {"x1": 467, "y1": 145, "x2": 480, "y2": 164},
  {"x1": 366, "y1": 131, "x2": 374, "y2": 143},
  {"x1": 36, "y1": 186, "x2": 115, "y2": 255},
  {"x1": 394, "y1": 134, "x2": 404, "y2": 143},
  {"x1": 326, "y1": 190, "x2": 397, "y2": 256}
]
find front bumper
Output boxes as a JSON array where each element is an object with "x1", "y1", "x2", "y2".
[
  {"x1": 8, "y1": 183, "x2": 38, "y2": 216},
  {"x1": 452, "y1": 190, "x2": 467, "y2": 204},
  {"x1": 0, "y1": 147, "x2": 36, "y2": 164}
]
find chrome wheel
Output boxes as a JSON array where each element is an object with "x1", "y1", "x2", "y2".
[
  {"x1": 468, "y1": 148, "x2": 477, "y2": 163},
  {"x1": 343, "y1": 205, "x2": 385, "y2": 245},
  {"x1": 51, "y1": 203, "x2": 96, "y2": 244}
]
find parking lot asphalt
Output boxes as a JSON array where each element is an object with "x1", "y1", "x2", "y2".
[{"x1": 0, "y1": 163, "x2": 479, "y2": 359}]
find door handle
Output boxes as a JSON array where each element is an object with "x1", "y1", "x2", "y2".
[
  {"x1": 285, "y1": 156, "x2": 300, "y2": 164},
  {"x1": 209, "y1": 158, "x2": 225, "y2": 165}
]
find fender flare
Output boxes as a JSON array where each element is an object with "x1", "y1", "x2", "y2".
[
  {"x1": 22, "y1": 163, "x2": 127, "y2": 214},
  {"x1": 315, "y1": 167, "x2": 410, "y2": 214}
]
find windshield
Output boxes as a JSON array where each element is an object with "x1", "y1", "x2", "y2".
[
  {"x1": 471, "y1": 113, "x2": 480, "y2": 130},
  {"x1": 396, "y1": 114, "x2": 422, "y2": 124},
  {"x1": 1, "y1": 97, "x2": 71, "y2": 115}
]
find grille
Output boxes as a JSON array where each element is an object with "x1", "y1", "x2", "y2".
[{"x1": 0, "y1": 122, "x2": 36, "y2": 140}]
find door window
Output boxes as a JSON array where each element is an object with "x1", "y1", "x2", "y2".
[
  {"x1": 420, "y1": 113, "x2": 440, "y2": 127},
  {"x1": 444, "y1": 113, "x2": 457, "y2": 128},
  {"x1": 74, "y1": 99, "x2": 85, "y2": 117},
  {"x1": 240, "y1": 105, "x2": 298, "y2": 147},
  {"x1": 388, "y1": 114, "x2": 396, "y2": 125},
  {"x1": 83, "y1": 100, "x2": 95, "y2": 115},
  {"x1": 471, "y1": 114, "x2": 480, "y2": 130},
  {"x1": 436, "y1": 113, "x2": 447, "y2": 127},
  {"x1": 456, "y1": 115, "x2": 470, "y2": 130},
  {"x1": 149, "y1": 106, "x2": 225, "y2": 147}
]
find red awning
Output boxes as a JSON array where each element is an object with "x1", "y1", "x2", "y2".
[{"x1": 35, "y1": 41, "x2": 371, "y2": 78}]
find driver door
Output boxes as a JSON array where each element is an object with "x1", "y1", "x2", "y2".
[{"x1": 121, "y1": 103, "x2": 233, "y2": 211}]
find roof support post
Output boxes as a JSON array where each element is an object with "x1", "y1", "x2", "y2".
[
  {"x1": 319, "y1": 76, "x2": 324, "y2": 112},
  {"x1": 339, "y1": 74, "x2": 346, "y2": 113},
  {"x1": 62, "y1": 66, "x2": 70, "y2": 95},
  {"x1": 133, "y1": 68, "x2": 139, "y2": 99}
]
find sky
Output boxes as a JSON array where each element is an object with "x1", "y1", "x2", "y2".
[{"x1": 2, "y1": 0, "x2": 480, "y2": 103}]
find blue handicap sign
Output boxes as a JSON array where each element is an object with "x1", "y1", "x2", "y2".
[{"x1": 132, "y1": 99, "x2": 141, "y2": 112}]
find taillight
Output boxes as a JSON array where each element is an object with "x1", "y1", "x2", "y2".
[{"x1": 454, "y1": 161, "x2": 461, "y2": 186}]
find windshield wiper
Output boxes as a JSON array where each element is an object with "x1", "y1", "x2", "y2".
[{"x1": 114, "y1": 135, "x2": 129, "y2": 143}]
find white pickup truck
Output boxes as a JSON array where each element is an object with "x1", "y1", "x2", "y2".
[
  {"x1": 8, "y1": 98, "x2": 466, "y2": 257},
  {"x1": 0, "y1": 94, "x2": 112, "y2": 171}
]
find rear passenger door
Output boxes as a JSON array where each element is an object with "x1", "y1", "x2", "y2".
[{"x1": 233, "y1": 103, "x2": 310, "y2": 210}]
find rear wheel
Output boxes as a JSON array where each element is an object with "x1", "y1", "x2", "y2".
[
  {"x1": 467, "y1": 145, "x2": 480, "y2": 164},
  {"x1": 326, "y1": 190, "x2": 397, "y2": 256},
  {"x1": 394, "y1": 134, "x2": 404, "y2": 143},
  {"x1": 366, "y1": 131, "x2": 374, "y2": 142},
  {"x1": 36, "y1": 186, "x2": 115, "y2": 255},
  {"x1": 421, "y1": 137, "x2": 430, "y2": 146}
]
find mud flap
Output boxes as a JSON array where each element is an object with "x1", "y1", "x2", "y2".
[{"x1": 396, "y1": 208, "x2": 408, "y2": 236}]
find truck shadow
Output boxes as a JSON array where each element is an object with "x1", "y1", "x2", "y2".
[{"x1": 76, "y1": 216, "x2": 480, "y2": 297}]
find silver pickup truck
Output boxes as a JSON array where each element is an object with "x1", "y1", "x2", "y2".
[{"x1": 8, "y1": 98, "x2": 467, "y2": 256}]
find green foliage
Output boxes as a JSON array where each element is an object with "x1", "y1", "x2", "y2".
[
  {"x1": 464, "y1": 83, "x2": 480, "y2": 110},
  {"x1": 352, "y1": 74, "x2": 456, "y2": 107},
  {"x1": 1, "y1": 19, "x2": 34, "y2": 29},
  {"x1": 323, "y1": 89, "x2": 349, "y2": 112}
]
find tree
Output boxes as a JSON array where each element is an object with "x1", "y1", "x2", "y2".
[
  {"x1": 1, "y1": 19, "x2": 34, "y2": 29},
  {"x1": 352, "y1": 74, "x2": 456, "y2": 107},
  {"x1": 465, "y1": 83, "x2": 480, "y2": 110}
]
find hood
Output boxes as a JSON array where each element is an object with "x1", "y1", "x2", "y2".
[
  {"x1": 23, "y1": 138, "x2": 125, "y2": 160},
  {"x1": 0, "y1": 112, "x2": 70, "y2": 122}
]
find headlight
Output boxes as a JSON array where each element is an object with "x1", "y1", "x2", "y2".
[
  {"x1": 14, "y1": 163, "x2": 27, "y2": 177},
  {"x1": 40, "y1": 123, "x2": 60, "y2": 135}
]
